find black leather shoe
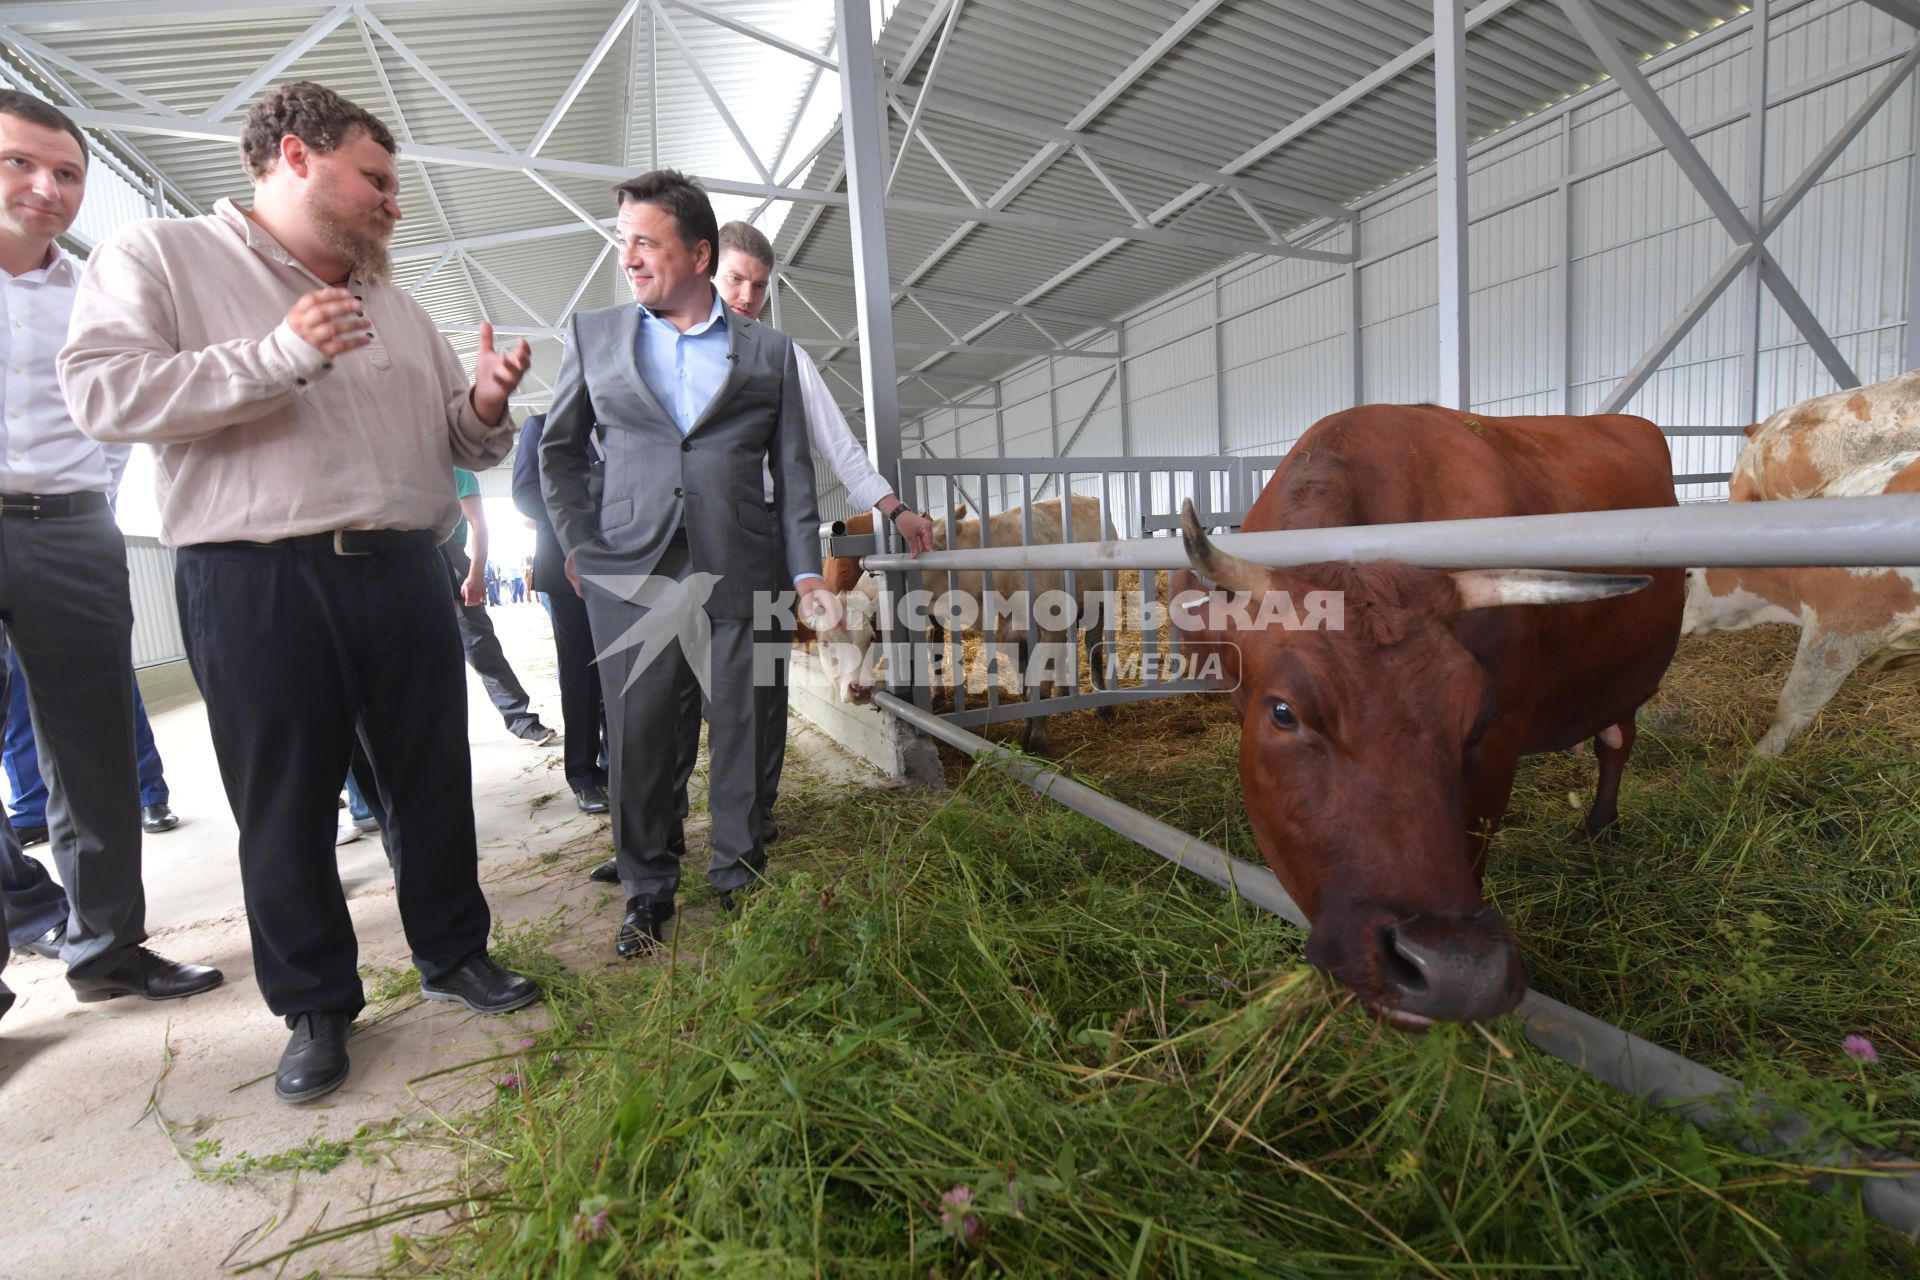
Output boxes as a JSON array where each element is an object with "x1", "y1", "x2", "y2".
[
  {"x1": 716, "y1": 879, "x2": 764, "y2": 916},
  {"x1": 588, "y1": 857, "x2": 618, "y2": 883},
  {"x1": 14, "y1": 825, "x2": 47, "y2": 848},
  {"x1": 68, "y1": 947, "x2": 224, "y2": 1003},
  {"x1": 762, "y1": 821, "x2": 781, "y2": 845},
  {"x1": 420, "y1": 954, "x2": 541, "y2": 1014},
  {"x1": 12, "y1": 921, "x2": 64, "y2": 961},
  {"x1": 575, "y1": 785, "x2": 609, "y2": 814},
  {"x1": 141, "y1": 804, "x2": 180, "y2": 833},
  {"x1": 519, "y1": 725, "x2": 559, "y2": 747},
  {"x1": 616, "y1": 896, "x2": 673, "y2": 958},
  {"x1": 275, "y1": 1011, "x2": 352, "y2": 1103}
]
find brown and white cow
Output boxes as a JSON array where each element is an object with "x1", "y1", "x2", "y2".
[
  {"x1": 1174, "y1": 405, "x2": 1683, "y2": 1028},
  {"x1": 1727, "y1": 370, "x2": 1920, "y2": 502},
  {"x1": 811, "y1": 494, "x2": 1119, "y2": 752},
  {"x1": 1683, "y1": 448, "x2": 1920, "y2": 755}
]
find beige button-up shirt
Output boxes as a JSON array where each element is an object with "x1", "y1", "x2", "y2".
[{"x1": 58, "y1": 198, "x2": 512, "y2": 545}]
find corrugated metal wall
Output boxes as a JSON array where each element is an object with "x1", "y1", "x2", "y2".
[
  {"x1": 901, "y1": 0, "x2": 1919, "y2": 508},
  {"x1": 125, "y1": 537, "x2": 184, "y2": 670}
]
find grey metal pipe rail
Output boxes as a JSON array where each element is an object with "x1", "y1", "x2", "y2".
[
  {"x1": 876, "y1": 690, "x2": 1920, "y2": 1243},
  {"x1": 865, "y1": 493, "x2": 1920, "y2": 573}
]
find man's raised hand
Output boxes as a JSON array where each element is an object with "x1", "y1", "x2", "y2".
[{"x1": 471, "y1": 320, "x2": 533, "y2": 425}]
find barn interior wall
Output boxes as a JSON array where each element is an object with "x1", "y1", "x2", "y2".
[{"x1": 890, "y1": 0, "x2": 1916, "y2": 514}]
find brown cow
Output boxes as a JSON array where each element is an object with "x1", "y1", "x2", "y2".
[{"x1": 1174, "y1": 405, "x2": 1683, "y2": 1027}]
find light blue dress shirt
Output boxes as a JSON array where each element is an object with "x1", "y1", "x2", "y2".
[
  {"x1": 635, "y1": 287, "x2": 820, "y2": 589},
  {"x1": 633, "y1": 288, "x2": 732, "y2": 434}
]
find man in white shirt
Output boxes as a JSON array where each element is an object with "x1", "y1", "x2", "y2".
[
  {"x1": 0, "y1": 90, "x2": 221, "y2": 1014},
  {"x1": 586, "y1": 220, "x2": 934, "y2": 884}
]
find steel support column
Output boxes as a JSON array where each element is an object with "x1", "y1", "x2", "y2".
[
  {"x1": 1434, "y1": 0, "x2": 1471, "y2": 408},
  {"x1": 834, "y1": 0, "x2": 909, "y2": 698},
  {"x1": 1738, "y1": 0, "x2": 1770, "y2": 425}
]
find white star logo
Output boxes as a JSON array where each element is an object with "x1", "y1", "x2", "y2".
[{"x1": 581, "y1": 572, "x2": 725, "y2": 698}]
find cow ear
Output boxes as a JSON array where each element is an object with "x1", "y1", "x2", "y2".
[
  {"x1": 952, "y1": 504, "x2": 968, "y2": 520},
  {"x1": 1453, "y1": 569, "x2": 1652, "y2": 610}
]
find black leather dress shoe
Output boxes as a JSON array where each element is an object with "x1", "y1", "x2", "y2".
[
  {"x1": 276, "y1": 1011, "x2": 352, "y2": 1103},
  {"x1": 575, "y1": 785, "x2": 609, "y2": 814},
  {"x1": 68, "y1": 947, "x2": 224, "y2": 1003},
  {"x1": 420, "y1": 954, "x2": 541, "y2": 1014},
  {"x1": 588, "y1": 857, "x2": 618, "y2": 883},
  {"x1": 616, "y1": 896, "x2": 673, "y2": 958},
  {"x1": 141, "y1": 804, "x2": 180, "y2": 833},
  {"x1": 761, "y1": 821, "x2": 781, "y2": 845},
  {"x1": 12, "y1": 921, "x2": 64, "y2": 961},
  {"x1": 14, "y1": 825, "x2": 47, "y2": 848}
]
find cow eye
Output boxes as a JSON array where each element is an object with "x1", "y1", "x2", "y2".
[{"x1": 1269, "y1": 699, "x2": 1299, "y2": 731}]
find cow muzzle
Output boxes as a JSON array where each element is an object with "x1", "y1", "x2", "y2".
[{"x1": 1310, "y1": 903, "x2": 1526, "y2": 1028}]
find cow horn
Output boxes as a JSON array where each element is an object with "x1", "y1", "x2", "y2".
[
  {"x1": 1453, "y1": 569, "x2": 1653, "y2": 610},
  {"x1": 1180, "y1": 499, "x2": 1271, "y2": 594}
]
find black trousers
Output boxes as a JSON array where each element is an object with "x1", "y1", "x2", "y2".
[
  {"x1": 177, "y1": 541, "x2": 492, "y2": 1019},
  {"x1": 548, "y1": 584, "x2": 606, "y2": 791},
  {"x1": 441, "y1": 543, "x2": 541, "y2": 738}
]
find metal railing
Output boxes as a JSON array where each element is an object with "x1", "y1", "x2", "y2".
[{"x1": 857, "y1": 456, "x2": 1285, "y2": 727}]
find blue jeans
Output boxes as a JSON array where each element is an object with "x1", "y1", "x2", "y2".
[{"x1": 4, "y1": 646, "x2": 167, "y2": 828}]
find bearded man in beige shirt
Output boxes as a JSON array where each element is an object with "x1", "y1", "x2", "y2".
[{"x1": 59, "y1": 82, "x2": 541, "y2": 1104}]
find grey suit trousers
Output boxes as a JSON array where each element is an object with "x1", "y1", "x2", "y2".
[
  {"x1": 0, "y1": 507, "x2": 146, "y2": 979},
  {"x1": 586, "y1": 541, "x2": 767, "y2": 901}
]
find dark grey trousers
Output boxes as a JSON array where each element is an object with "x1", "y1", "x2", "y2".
[
  {"x1": 441, "y1": 543, "x2": 541, "y2": 738},
  {"x1": 670, "y1": 622, "x2": 789, "y2": 840},
  {"x1": 586, "y1": 542, "x2": 767, "y2": 901},
  {"x1": 0, "y1": 507, "x2": 146, "y2": 980}
]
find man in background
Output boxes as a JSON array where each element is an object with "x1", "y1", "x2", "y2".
[
  {"x1": 444, "y1": 466, "x2": 555, "y2": 746},
  {"x1": 0, "y1": 90, "x2": 219, "y2": 1007}
]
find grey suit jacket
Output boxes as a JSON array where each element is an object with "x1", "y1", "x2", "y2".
[{"x1": 540, "y1": 298, "x2": 822, "y2": 619}]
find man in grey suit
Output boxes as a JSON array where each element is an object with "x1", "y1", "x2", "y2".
[{"x1": 541, "y1": 170, "x2": 836, "y2": 957}]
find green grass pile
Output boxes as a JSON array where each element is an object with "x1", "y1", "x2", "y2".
[{"x1": 367, "y1": 626, "x2": 1920, "y2": 1276}]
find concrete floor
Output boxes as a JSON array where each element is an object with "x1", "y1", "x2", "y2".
[{"x1": 0, "y1": 601, "x2": 877, "y2": 1278}]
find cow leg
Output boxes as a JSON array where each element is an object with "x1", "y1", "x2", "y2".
[
  {"x1": 1756, "y1": 627, "x2": 1876, "y2": 756},
  {"x1": 1584, "y1": 715, "x2": 1637, "y2": 840},
  {"x1": 1016, "y1": 635, "x2": 1051, "y2": 754},
  {"x1": 1083, "y1": 621, "x2": 1114, "y2": 721},
  {"x1": 1463, "y1": 722, "x2": 1526, "y2": 879}
]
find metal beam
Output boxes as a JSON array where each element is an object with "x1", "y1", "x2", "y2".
[
  {"x1": 651, "y1": 0, "x2": 771, "y2": 184},
  {"x1": 460, "y1": 251, "x2": 550, "y2": 327},
  {"x1": 0, "y1": 0, "x2": 552, "y2": 20},
  {"x1": 1738, "y1": 0, "x2": 1768, "y2": 426},
  {"x1": 893, "y1": 82, "x2": 1353, "y2": 220},
  {"x1": 0, "y1": 25, "x2": 179, "y2": 116},
  {"x1": 354, "y1": 6, "x2": 514, "y2": 153},
  {"x1": 662, "y1": 0, "x2": 836, "y2": 69},
  {"x1": 523, "y1": 169, "x2": 621, "y2": 246},
  {"x1": 58, "y1": 107, "x2": 848, "y2": 205},
  {"x1": 1226, "y1": 0, "x2": 1527, "y2": 175},
  {"x1": 1434, "y1": 0, "x2": 1470, "y2": 407},
  {"x1": 558, "y1": 240, "x2": 615, "y2": 325},
  {"x1": 1600, "y1": 245, "x2": 1755, "y2": 414},
  {"x1": 1759, "y1": 40, "x2": 1920, "y2": 240},
  {"x1": 887, "y1": 0, "x2": 964, "y2": 194},
  {"x1": 1859, "y1": 0, "x2": 1920, "y2": 27},
  {"x1": 1553, "y1": 0, "x2": 1753, "y2": 247},
  {"x1": 828, "y1": 339, "x2": 1117, "y2": 359},
  {"x1": 866, "y1": 493, "x2": 1920, "y2": 574},
  {"x1": 885, "y1": 194, "x2": 1349, "y2": 261},
  {"x1": 201, "y1": 5, "x2": 352, "y2": 122},
  {"x1": 526, "y1": 0, "x2": 641, "y2": 159},
  {"x1": 886, "y1": 98, "x2": 983, "y2": 207},
  {"x1": 774, "y1": 263, "x2": 1114, "y2": 326},
  {"x1": 1758, "y1": 248, "x2": 1858, "y2": 389}
]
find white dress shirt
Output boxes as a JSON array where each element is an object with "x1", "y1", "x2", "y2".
[
  {"x1": 0, "y1": 244, "x2": 129, "y2": 495},
  {"x1": 761, "y1": 343, "x2": 895, "y2": 512}
]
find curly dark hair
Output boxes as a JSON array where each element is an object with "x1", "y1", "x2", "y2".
[
  {"x1": 613, "y1": 169, "x2": 719, "y2": 277},
  {"x1": 238, "y1": 81, "x2": 395, "y2": 180}
]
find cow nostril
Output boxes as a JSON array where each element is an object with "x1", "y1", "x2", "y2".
[{"x1": 1378, "y1": 925, "x2": 1428, "y2": 995}]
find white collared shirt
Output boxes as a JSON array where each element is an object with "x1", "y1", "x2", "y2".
[
  {"x1": 0, "y1": 243, "x2": 129, "y2": 495},
  {"x1": 760, "y1": 343, "x2": 894, "y2": 512}
]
